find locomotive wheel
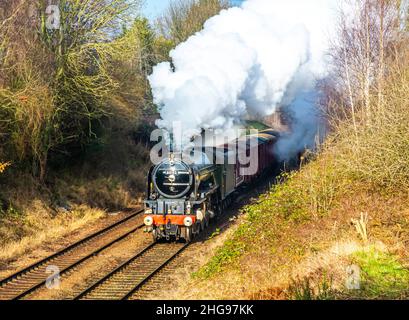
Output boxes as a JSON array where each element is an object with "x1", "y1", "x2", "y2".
[
  {"x1": 228, "y1": 197, "x2": 232, "y2": 207},
  {"x1": 205, "y1": 216, "x2": 210, "y2": 229},
  {"x1": 185, "y1": 227, "x2": 193, "y2": 243},
  {"x1": 214, "y1": 204, "x2": 221, "y2": 222},
  {"x1": 152, "y1": 228, "x2": 159, "y2": 243},
  {"x1": 214, "y1": 199, "x2": 222, "y2": 222}
]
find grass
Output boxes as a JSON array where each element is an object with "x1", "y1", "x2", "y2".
[
  {"x1": 193, "y1": 148, "x2": 409, "y2": 298},
  {"x1": 0, "y1": 204, "x2": 106, "y2": 263},
  {"x1": 0, "y1": 139, "x2": 150, "y2": 263},
  {"x1": 288, "y1": 275, "x2": 335, "y2": 300},
  {"x1": 190, "y1": 43, "x2": 409, "y2": 299},
  {"x1": 285, "y1": 248, "x2": 409, "y2": 300},
  {"x1": 193, "y1": 239, "x2": 246, "y2": 279},
  {"x1": 347, "y1": 249, "x2": 409, "y2": 299},
  {"x1": 194, "y1": 161, "x2": 343, "y2": 280}
]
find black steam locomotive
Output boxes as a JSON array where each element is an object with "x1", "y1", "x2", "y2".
[{"x1": 144, "y1": 129, "x2": 279, "y2": 242}]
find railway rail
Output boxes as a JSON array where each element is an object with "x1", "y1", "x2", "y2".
[
  {"x1": 74, "y1": 242, "x2": 189, "y2": 300},
  {"x1": 0, "y1": 209, "x2": 144, "y2": 300}
]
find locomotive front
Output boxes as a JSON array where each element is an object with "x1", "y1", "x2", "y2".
[{"x1": 144, "y1": 154, "x2": 218, "y2": 242}]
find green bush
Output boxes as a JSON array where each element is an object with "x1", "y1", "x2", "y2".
[{"x1": 350, "y1": 249, "x2": 409, "y2": 299}]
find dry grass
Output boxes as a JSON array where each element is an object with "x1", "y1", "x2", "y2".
[
  {"x1": 0, "y1": 203, "x2": 105, "y2": 263},
  {"x1": 0, "y1": 140, "x2": 150, "y2": 263},
  {"x1": 151, "y1": 223, "x2": 242, "y2": 300},
  {"x1": 181, "y1": 42, "x2": 409, "y2": 298},
  {"x1": 52, "y1": 140, "x2": 150, "y2": 210},
  {"x1": 176, "y1": 184, "x2": 409, "y2": 300},
  {"x1": 351, "y1": 213, "x2": 369, "y2": 243},
  {"x1": 146, "y1": 1, "x2": 409, "y2": 300}
]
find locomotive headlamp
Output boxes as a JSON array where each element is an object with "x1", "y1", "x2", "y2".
[
  {"x1": 184, "y1": 217, "x2": 193, "y2": 227},
  {"x1": 144, "y1": 216, "x2": 153, "y2": 226}
]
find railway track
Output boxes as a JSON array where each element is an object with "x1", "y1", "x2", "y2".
[
  {"x1": 0, "y1": 209, "x2": 144, "y2": 300},
  {"x1": 74, "y1": 242, "x2": 188, "y2": 300}
]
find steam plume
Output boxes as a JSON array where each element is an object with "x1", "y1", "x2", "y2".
[{"x1": 149, "y1": 0, "x2": 339, "y2": 158}]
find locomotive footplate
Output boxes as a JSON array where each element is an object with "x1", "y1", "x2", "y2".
[{"x1": 149, "y1": 214, "x2": 197, "y2": 225}]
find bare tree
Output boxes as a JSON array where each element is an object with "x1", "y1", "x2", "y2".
[
  {"x1": 156, "y1": 0, "x2": 229, "y2": 45},
  {"x1": 0, "y1": 0, "x2": 137, "y2": 181},
  {"x1": 325, "y1": 0, "x2": 401, "y2": 131}
]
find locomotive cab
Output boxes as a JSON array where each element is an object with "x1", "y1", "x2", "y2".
[{"x1": 144, "y1": 153, "x2": 219, "y2": 242}]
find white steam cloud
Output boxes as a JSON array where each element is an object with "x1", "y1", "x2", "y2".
[{"x1": 149, "y1": 0, "x2": 340, "y2": 158}]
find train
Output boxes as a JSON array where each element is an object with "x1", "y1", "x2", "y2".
[{"x1": 143, "y1": 128, "x2": 280, "y2": 242}]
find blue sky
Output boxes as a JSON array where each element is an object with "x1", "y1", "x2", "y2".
[
  {"x1": 142, "y1": 0, "x2": 244, "y2": 20},
  {"x1": 142, "y1": 0, "x2": 172, "y2": 20}
]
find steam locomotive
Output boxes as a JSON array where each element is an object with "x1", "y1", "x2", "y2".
[{"x1": 143, "y1": 129, "x2": 279, "y2": 242}]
